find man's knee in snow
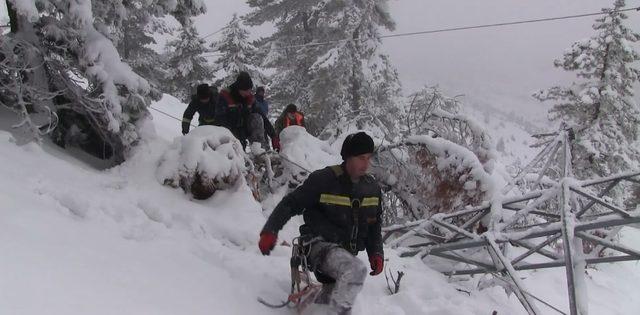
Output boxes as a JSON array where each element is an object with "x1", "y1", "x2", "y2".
[{"x1": 341, "y1": 258, "x2": 367, "y2": 284}]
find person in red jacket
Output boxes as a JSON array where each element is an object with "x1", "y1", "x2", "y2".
[
  {"x1": 274, "y1": 104, "x2": 305, "y2": 135},
  {"x1": 258, "y1": 132, "x2": 383, "y2": 315},
  {"x1": 216, "y1": 72, "x2": 279, "y2": 150}
]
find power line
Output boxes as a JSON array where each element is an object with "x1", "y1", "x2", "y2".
[
  {"x1": 148, "y1": 105, "x2": 196, "y2": 128},
  {"x1": 380, "y1": 6, "x2": 640, "y2": 40},
  {"x1": 268, "y1": 6, "x2": 640, "y2": 51},
  {"x1": 201, "y1": 26, "x2": 225, "y2": 40}
]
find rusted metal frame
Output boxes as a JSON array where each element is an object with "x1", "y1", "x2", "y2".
[
  {"x1": 587, "y1": 226, "x2": 622, "y2": 259},
  {"x1": 442, "y1": 204, "x2": 490, "y2": 219},
  {"x1": 502, "y1": 139, "x2": 559, "y2": 195},
  {"x1": 444, "y1": 255, "x2": 640, "y2": 276},
  {"x1": 414, "y1": 230, "x2": 447, "y2": 243},
  {"x1": 511, "y1": 239, "x2": 561, "y2": 261},
  {"x1": 575, "y1": 231, "x2": 640, "y2": 257},
  {"x1": 427, "y1": 251, "x2": 495, "y2": 270},
  {"x1": 502, "y1": 205, "x2": 561, "y2": 220},
  {"x1": 444, "y1": 208, "x2": 491, "y2": 242},
  {"x1": 442, "y1": 190, "x2": 546, "y2": 220},
  {"x1": 432, "y1": 218, "x2": 478, "y2": 240},
  {"x1": 511, "y1": 234, "x2": 562, "y2": 265},
  {"x1": 576, "y1": 179, "x2": 621, "y2": 218},
  {"x1": 447, "y1": 216, "x2": 640, "y2": 252},
  {"x1": 401, "y1": 215, "x2": 640, "y2": 257},
  {"x1": 485, "y1": 235, "x2": 541, "y2": 315},
  {"x1": 502, "y1": 190, "x2": 547, "y2": 207},
  {"x1": 383, "y1": 219, "x2": 434, "y2": 244},
  {"x1": 502, "y1": 189, "x2": 560, "y2": 229},
  {"x1": 533, "y1": 141, "x2": 561, "y2": 188},
  {"x1": 560, "y1": 132, "x2": 580, "y2": 315},
  {"x1": 510, "y1": 221, "x2": 557, "y2": 232},
  {"x1": 382, "y1": 219, "x2": 427, "y2": 233},
  {"x1": 570, "y1": 187, "x2": 630, "y2": 218},
  {"x1": 580, "y1": 170, "x2": 640, "y2": 187}
]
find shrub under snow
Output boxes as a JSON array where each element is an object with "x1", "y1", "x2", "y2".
[
  {"x1": 373, "y1": 135, "x2": 497, "y2": 223},
  {"x1": 157, "y1": 126, "x2": 247, "y2": 199}
]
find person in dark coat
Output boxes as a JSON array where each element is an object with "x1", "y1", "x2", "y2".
[
  {"x1": 217, "y1": 72, "x2": 279, "y2": 150},
  {"x1": 182, "y1": 83, "x2": 218, "y2": 135},
  {"x1": 258, "y1": 132, "x2": 383, "y2": 315},
  {"x1": 255, "y1": 86, "x2": 269, "y2": 116}
]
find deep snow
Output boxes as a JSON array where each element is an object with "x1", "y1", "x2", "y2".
[{"x1": 1, "y1": 94, "x2": 640, "y2": 314}]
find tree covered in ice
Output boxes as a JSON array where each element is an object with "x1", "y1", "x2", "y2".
[
  {"x1": 211, "y1": 13, "x2": 268, "y2": 87},
  {"x1": 165, "y1": 21, "x2": 214, "y2": 102},
  {"x1": 371, "y1": 136, "x2": 496, "y2": 225},
  {"x1": 533, "y1": 0, "x2": 640, "y2": 179},
  {"x1": 245, "y1": 0, "x2": 402, "y2": 138},
  {"x1": 1, "y1": 0, "x2": 206, "y2": 162},
  {"x1": 403, "y1": 86, "x2": 496, "y2": 165},
  {"x1": 115, "y1": 1, "x2": 175, "y2": 99}
]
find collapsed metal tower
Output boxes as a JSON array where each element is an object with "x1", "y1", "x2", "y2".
[{"x1": 385, "y1": 130, "x2": 640, "y2": 315}]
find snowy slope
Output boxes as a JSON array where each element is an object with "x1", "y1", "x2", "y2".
[{"x1": 2, "y1": 94, "x2": 640, "y2": 314}]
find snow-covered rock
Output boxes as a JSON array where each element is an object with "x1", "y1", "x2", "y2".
[{"x1": 156, "y1": 126, "x2": 246, "y2": 199}]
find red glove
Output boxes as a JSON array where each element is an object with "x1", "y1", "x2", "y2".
[
  {"x1": 369, "y1": 254, "x2": 384, "y2": 276},
  {"x1": 259, "y1": 231, "x2": 277, "y2": 255},
  {"x1": 271, "y1": 137, "x2": 281, "y2": 152}
]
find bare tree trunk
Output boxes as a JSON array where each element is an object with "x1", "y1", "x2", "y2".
[
  {"x1": 594, "y1": 42, "x2": 611, "y2": 122},
  {"x1": 6, "y1": 0, "x2": 18, "y2": 33}
]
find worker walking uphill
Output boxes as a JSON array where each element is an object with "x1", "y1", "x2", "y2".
[
  {"x1": 258, "y1": 132, "x2": 384, "y2": 315},
  {"x1": 217, "y1": 72, "x2": 278, "y2": 150},
  {"x1": 182, "y1": 83, "x2": 218, "y2": 135}
]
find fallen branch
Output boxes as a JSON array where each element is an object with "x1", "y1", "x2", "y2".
[{"x1": 384, "y1": 267, "x2": 405, "y2": 295}]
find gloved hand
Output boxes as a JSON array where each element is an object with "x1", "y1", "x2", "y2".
[
  {"x1": 368, "y1": 254, "x2": 384, "y2": 276},
  {"x1": 259, "y1": 231, "x2": 277, "y2": 255},
  {"x1": 271, "y1": 137, "x2": 281, "y2": 152},
  {"x1": 182, "y1": 129, "x2": 189, "y2": 135}
]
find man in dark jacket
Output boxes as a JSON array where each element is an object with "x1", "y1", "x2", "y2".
[
  {"x1": 258, "y1": 132, "x2": 383, "y2": 315},
  {"x1": 182, "y1": 83, "x2": 218, "y2": 135},
  {"x1": 217, "y1": 72, "x2": 279, "y2": 150},
  {"x1": 255, "y1": 86, "x2": 269, "y2": 116}
]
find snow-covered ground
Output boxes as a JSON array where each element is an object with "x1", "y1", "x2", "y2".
[{"x1": 1, "y1": 94, "x2": 640, "y2": 314}]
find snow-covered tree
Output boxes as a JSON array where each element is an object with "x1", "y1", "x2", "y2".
[
  {"x1": 245, "y1": 0, "x2": 402, "y2": 138},
  {"x1": 165, "y1": 21, "x2": 214, "y2": 102},
  {"x1": 0, "y1": 37, "x2": 58, "y2": 143},
  {"x1": 211, "y1": 14, "x2": 267, "y2": 87},
  {"x1": 1, "y1": 0, "x2": 206, "y2": 162},
  {"x1": 533, "y1": 0, "x2": 640, "y2": 179},
  {"x1": 403, "y1": 86, "x2": 495, "y2": 164},
  {"x1": 116, "y1": 1, "x2": 175, "y2": 99}
]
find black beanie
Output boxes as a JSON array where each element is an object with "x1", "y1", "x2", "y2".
[
  {"x1": 235, "y1": 71, "x2": 253, "y2": 90},
  {"x1": 196, "y1": 84, "x2": 211, "y2": 98},
  {"x1": 340, "y1": 132, "x2": 374, "y2": 160},
  {"x1": 285, "y1": 103, "x2": 297, "y2": 113}
]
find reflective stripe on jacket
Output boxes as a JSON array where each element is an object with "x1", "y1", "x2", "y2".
[{"x1": 262, "y1": 164, "x2": 383, "y2": 256}]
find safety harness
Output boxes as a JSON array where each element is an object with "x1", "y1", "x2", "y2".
[
  {"x1": 257, "y1": 236, "x2": 322, "y2": 314},
  {"x1": 257, "y1": 165, "x2": 379, "y2": 313}
]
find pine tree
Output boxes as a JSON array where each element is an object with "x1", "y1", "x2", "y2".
[
  {"x1": 165, "y1": 21, "x2": 214, "y2": 102},
  {"x1": 1, "y1": 0, "x2": 206, "y2": 162},
  {"x1": 116, "y1": 1, "x2": 174, "y2": 100},
  {"x1": 211, "y1": 13, "x2": 267, "y2": 87},
  {"x1": 533, "y1": 0, "x2": 640, "y2": 179},
  {"x1": 246, "y1": 0, "x2": 402, "y2": 138}
]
